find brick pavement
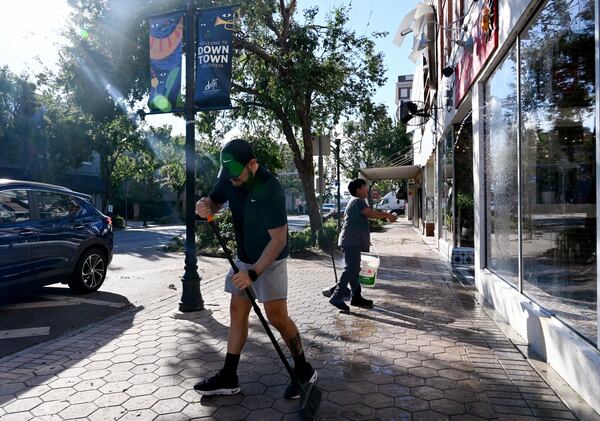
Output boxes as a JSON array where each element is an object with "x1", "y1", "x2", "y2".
[{"x1": 0, "y1": 220, "x2": 585, "y2": 420}]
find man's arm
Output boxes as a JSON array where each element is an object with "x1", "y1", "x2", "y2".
[
  {"x1": 361, "y1": 207, "x2": 397, "y2": 222},
  {"x1": 252, "y1": 224, "x2": 288, "y2": 276}
]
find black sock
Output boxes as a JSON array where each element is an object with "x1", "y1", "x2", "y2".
[
  {"x1": 292, "y1": 352, "x2": 308, "y2": 372},
  {"x1": 223, "y1": 353, "x2": 240, "y2": 376}
]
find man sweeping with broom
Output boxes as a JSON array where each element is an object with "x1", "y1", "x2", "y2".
[{"x1": 194, "y1": 139, "x2": 317, "y2": 403}]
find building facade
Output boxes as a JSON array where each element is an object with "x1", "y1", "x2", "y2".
[
  {"x1": 396, "y1": 74, "x2": 414, "y2": 107},
  {"x1": 400, "y1": 0, "x2": 600, "y2": 412}
]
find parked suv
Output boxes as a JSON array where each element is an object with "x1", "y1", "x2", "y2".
[{"x1": 0, "y1": 179, "x2": 113, "y2": 293}]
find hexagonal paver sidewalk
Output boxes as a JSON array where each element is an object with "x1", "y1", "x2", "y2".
[{"x1": 0, "y1": 221, "x2": 587, "y2": 420}]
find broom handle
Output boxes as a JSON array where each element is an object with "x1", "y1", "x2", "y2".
[
  {"x1": 330, "y1": 241, "x2": 338, "y2": 282},
  {"x1": 206, "y1": 215, "x2": 303, "y2": 389}
]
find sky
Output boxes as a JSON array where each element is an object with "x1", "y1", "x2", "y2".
[{"x1": 0, "y1": 0, "x2": 417, "y2": 135}]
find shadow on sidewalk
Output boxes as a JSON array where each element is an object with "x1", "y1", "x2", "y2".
[{"x1": 0, "y1": 301, "x2": 141, "y2": 408}]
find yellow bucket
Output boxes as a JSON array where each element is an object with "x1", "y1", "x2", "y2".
[{"x1": 358, "y1": 253, "x2": 380, "y2": 287}]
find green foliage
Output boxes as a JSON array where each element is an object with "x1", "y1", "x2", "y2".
[
  {"x1": 369, "y1": 218, "x2": 385, "y2": 232},
  {"x1": 195, "y1": 137, "x2": 221, "y2": 198},
  {"x1": 288, "y1": 228, "x2": 313, "y2": 254},
  {"x1": 0, "y1": 67, "x2": 95, "y2": 182},
  {"x1": 112, "y1": 215, "x2": 126, "y2": 228},
  {"x1": 342, "y1": 103, "x2": 412, "y2": 180},
  {"x1": 455, "y1": 192, "x2": 474, "y2": 210},
  {"x1": 195, "y1": 210, "x2": 237, "y2": 257},
  {"x1": 278, "y1": 144, "x2": 304, "y2": 201},
  {"x1": 163, "y1": 235, "x2": 185, "y2": 252},
  {"x1": 317, "y1": 219, "x2": 339, "y2": 251},
  {"x1": 154, "y1": 212, "x2": 183, "y2": 225}
]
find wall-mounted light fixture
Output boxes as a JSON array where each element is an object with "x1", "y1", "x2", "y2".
[
  {"x1": 417, "y1": 35, "x2": 430, "y2": 51},
  {"x1": 454, "y1": 35, "x2": 474, "y2": 54},
  {"x1": 442, "y1": 66, "x2": 455, "y2": 77},
  {"x1": 417, "y1": 34, "x2": 473, "y2": 55}
]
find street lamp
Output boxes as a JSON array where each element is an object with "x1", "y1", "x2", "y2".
[{"x1": 179, "y1": 0, "x2": 204, "y2": 313}]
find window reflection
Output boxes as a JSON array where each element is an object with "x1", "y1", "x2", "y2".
[
  {"x1": 440, "y1": 132, "x2": 454, "y2": 243},
  {"x1": 520, "y1": 0, "x2": 596, "y2": 344},
  {"x1": 485, "y1": 46, "x2": 519, "y2": 285}
]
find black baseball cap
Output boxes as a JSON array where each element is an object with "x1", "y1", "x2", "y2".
[{"x1": 218, "y1": 139, "x2": 256, "y2": 180}]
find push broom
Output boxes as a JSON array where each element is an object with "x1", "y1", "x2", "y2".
[{"x1": 206, "y1": 215, "x2": 321, "y2": 420}]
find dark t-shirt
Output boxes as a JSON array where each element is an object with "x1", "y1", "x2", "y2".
[
  {"x1": 209, "y1": 166, "x2": 289, "y2": 264},
  {"x1": 338, "y1": 196, "x2": 370, "y2": 251}
]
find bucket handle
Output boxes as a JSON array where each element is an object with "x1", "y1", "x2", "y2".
[{"x1": 368, "y1": 242, "x2": 380, "y2": 259}]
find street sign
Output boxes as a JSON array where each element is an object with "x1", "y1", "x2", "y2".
[
  {"x1": 315, "y1": 176, "x2": 326, "y2": 195},
  {"x1": 311, "y1": 135, "x2": 330, "y2": 156}
]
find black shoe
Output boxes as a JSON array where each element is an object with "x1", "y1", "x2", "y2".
[
  {"x1": 284, "y1": 363, "x2": 318, "y2": 400},
  {"x1": 322, "y1": 286, "x2": 351, "y2": 299},
  {"x1": 351, "y1": 295, "x2": 373, "y2": 308},
  {"x1": 329, "y1": 295, "x2": 350, "y2": 311},
  {"x1": 194, "y1": 369, "x2": 240, "y2": 395}
]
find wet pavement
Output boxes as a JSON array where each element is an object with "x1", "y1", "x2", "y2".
[{"x1": 0, "y1": 220, "x2": 590, "y2": 420}]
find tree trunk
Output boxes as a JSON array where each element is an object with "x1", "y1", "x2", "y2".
[{"x1": 295, "y1": 157, "x2": 322, "y2": 237}]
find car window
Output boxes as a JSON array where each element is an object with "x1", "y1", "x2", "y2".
[
  {"x1": 37, "y1": 192, "x2": 80, "y2": 220},
  {"x1": 0, "y1": 190, "x2": 30, "y2": 224}
]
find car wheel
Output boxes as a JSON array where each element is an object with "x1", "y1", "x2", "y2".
[{"x1": 69, "y1": 248, "x2": 107, "y2": 293}]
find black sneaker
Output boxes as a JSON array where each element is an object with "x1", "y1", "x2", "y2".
[
  {"x1": 284, "y1": 363, "x2": 318, "y2": 399},
  {"x1": 322, "y1": 286, "x2": 351, "y2": 300},
  {"x1": 194, "y1": 369, "x2": 241, "y2": 395},
  {"x1": 329, "y1": 295, "x2": 350, "y2": 311},
  {"x1": 350, "y1": 295, "x2": 373, "y2": 308}
]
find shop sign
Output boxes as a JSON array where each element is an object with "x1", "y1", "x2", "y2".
[{"x1": 454, "y1": 0, "x2": 498, "y2": 107}]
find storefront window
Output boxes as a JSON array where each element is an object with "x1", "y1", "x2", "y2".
[
  {"x1": 485, "y1": 46, "x2": 519, "y2": 285},
  {"x1": 520, "y1": 0, "x2": 596, "y2": 344},
  {"x1": 440, "y1": 132, "x2": 453, "y2": 243},
  {"x1": 454, "y1": 120, "x2": 474, "y2": 248}
]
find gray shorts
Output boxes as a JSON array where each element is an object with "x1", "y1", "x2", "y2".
[{"x1": 224, "y1": 259, "x2": 288, "y2": 303}]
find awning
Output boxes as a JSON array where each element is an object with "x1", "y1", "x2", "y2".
[{"x1": 359, "y1": 165, "x2": 420, "y2": 181}]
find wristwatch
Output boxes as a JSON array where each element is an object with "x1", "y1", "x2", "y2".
[{"x1": 248, "y1": 269, "x2": 258, "y2": 282}]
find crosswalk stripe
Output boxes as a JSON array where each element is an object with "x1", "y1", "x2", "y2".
[
  {"x1": 0, "y1": 300, "x2": 80, "y2": 310},
  {"x1": 40, "y1": 294, "x2": 127, "y2": 308},
  {"x1": 0, "y1": 327, "x2": 50, "y2": 339}
]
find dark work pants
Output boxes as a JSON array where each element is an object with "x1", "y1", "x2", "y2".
[{"x1": 334, "y1": 246, "x2": 362, "y2": 298}]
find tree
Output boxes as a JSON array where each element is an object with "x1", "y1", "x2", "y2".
[
  {"x1": 229, "y1": 0, "x2": 386, "y2": 236},
  {"x1": 279, "y1": 144, "x2": 304, "y2": 208},
  {"x1": 0, "y1": 68, "x2": 42, "y2": 177},
  {"x1": 90, "y1": 115, "x2": 155, "y2": 206},
  {"x1": 58, "y1": 0, "x2": 387, "y2": 237},
  {"x1": 341, "y1": 102, "x2": 412, "y2": 199},
  {"x1": 36, "y1": 72, "x2": 95, "y2": 181},
  {"x1": 148, "y1": 126, "x2": 186, "y2": 212},
  {"x1": 0, "y1": 67, "x2": 95, "y2": 182}
]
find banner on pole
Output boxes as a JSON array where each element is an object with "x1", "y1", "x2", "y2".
[
  {"x1": 148, "y1": 12, "x2": 184, "y2": 113},
  {"x1": 194, "y1": 6, "x2": 236, "y2": 110}
]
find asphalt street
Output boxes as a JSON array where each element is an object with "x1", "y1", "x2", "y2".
[{"x1": 0, "y1": 225, "x2": 230, "y2": 358}]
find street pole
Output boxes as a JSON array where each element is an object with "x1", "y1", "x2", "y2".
[
  {"x1": 180, "y1": 0, "x2": 204, "y2": 312},
  {"x1": 336, "y1": 138, "x2": 341, "y2": 231}
]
